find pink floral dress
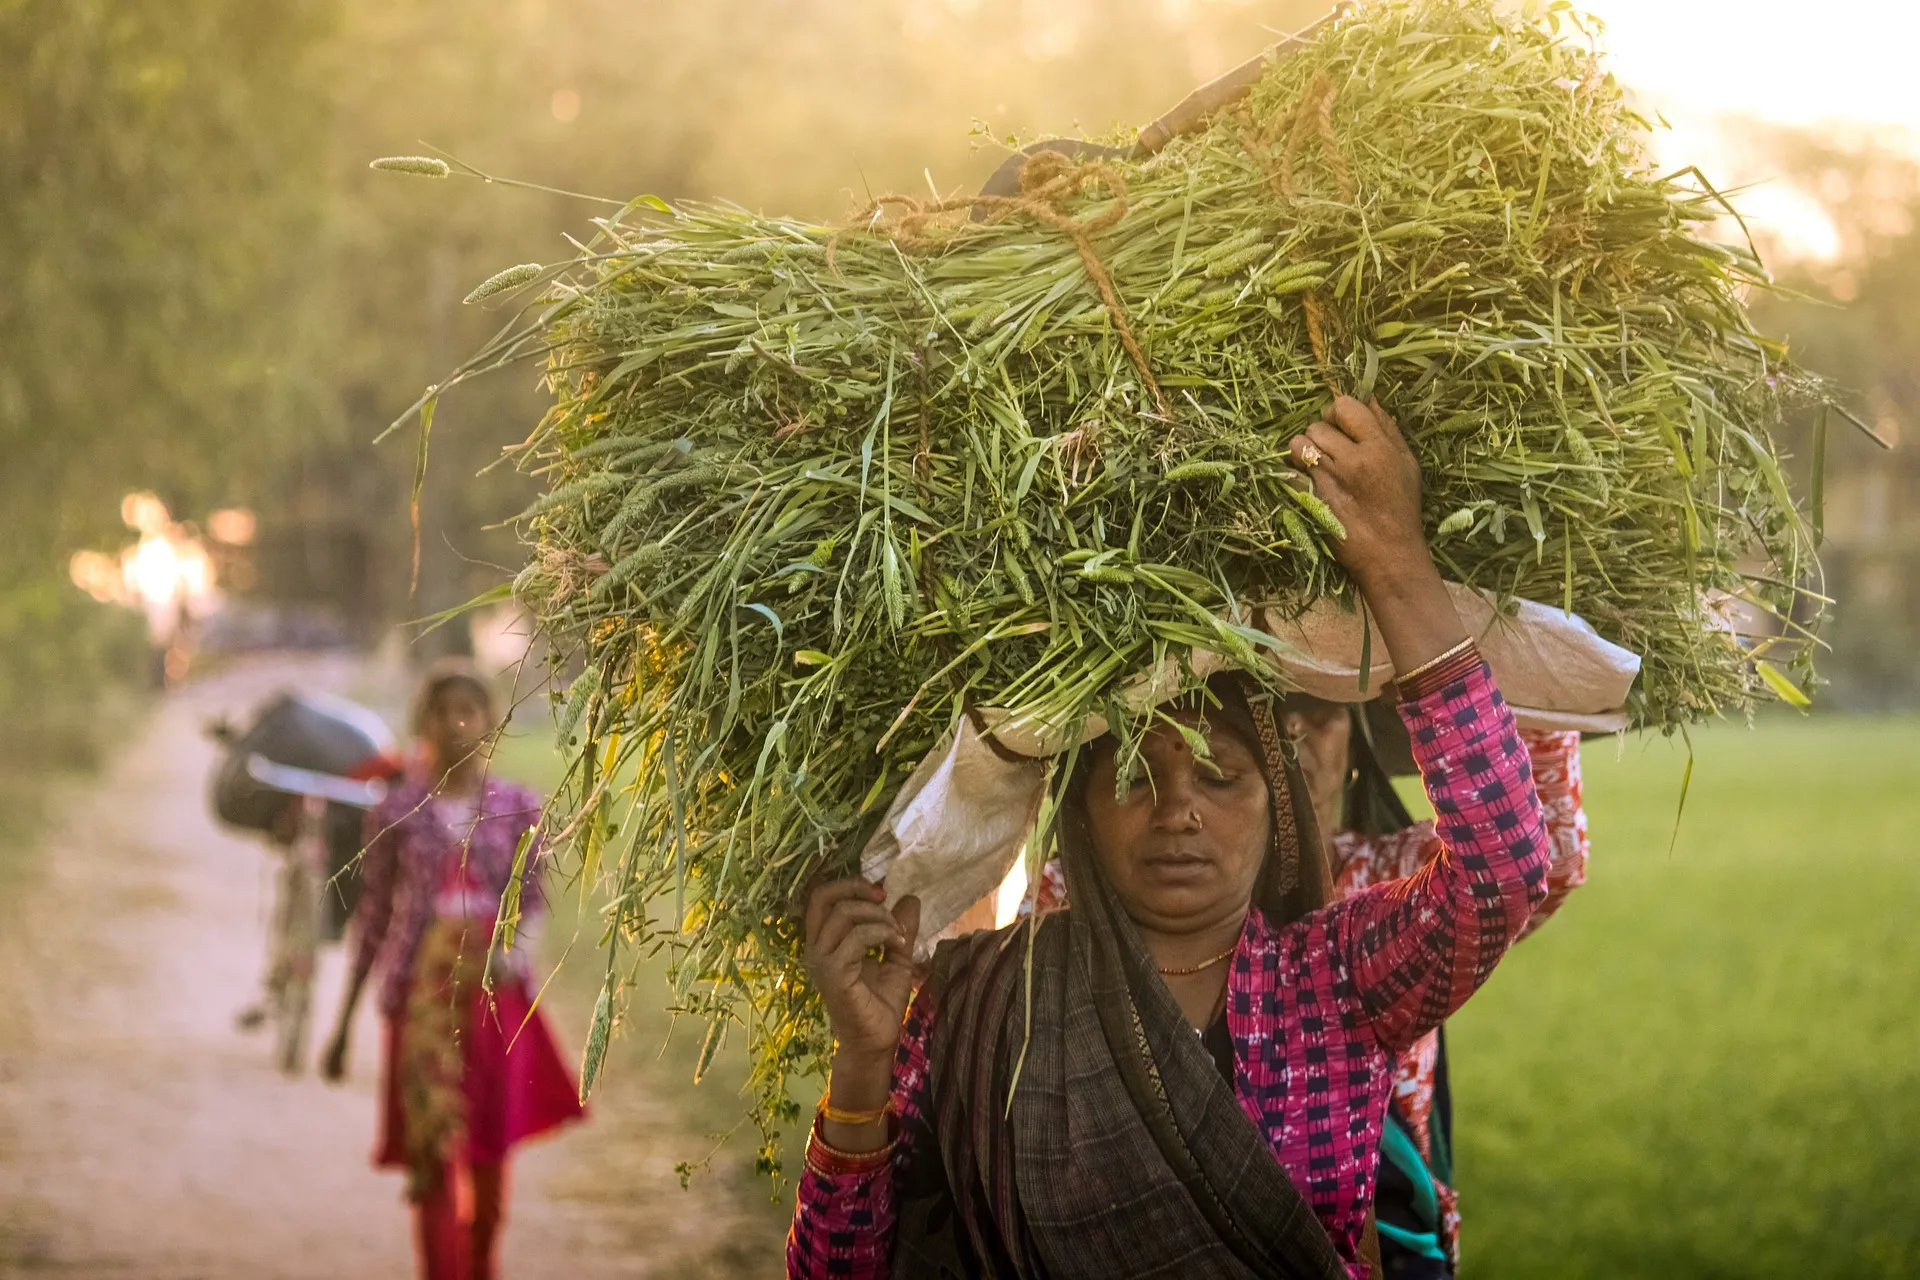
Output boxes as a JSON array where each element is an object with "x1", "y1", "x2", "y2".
[{"x1": 350, "y1": 772, "x2": 582, "y2": 1185}]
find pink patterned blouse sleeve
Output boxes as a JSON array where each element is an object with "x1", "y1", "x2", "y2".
[
  {"x1": 1332, "y1": 728, "x2": 1587, "y2": 942},
  {"x1": 1322, "y1": 657, "x2": 1553, "y2": 1055},
  {"x1": 349, "y1": 795, "x2": 402, "y2": 986},
  {"x1": 785, "y1": 985, "x2": 936, "y2": 1279}
]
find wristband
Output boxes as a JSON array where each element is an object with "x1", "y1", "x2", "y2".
[{"x1": 804, "y1": 1111, "x2": 897, "y2": 1175}]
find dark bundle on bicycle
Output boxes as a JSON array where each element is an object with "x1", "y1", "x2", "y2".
[
  {"x1": 207, "y1": 689, "x2": 401, "y2": 1073},
  {"x1": 208, "y1": 688, "x2": 401, "y2": 935}
]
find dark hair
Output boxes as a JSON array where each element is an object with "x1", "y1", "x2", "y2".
[{"x1": 410, "y1": 658, "x2": 496, "y2": 737}]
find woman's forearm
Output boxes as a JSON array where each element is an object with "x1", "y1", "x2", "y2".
[
  {"x1": 787, "y1": 1154, "x2": 897, "y2": 1280},
  {"x1": 1334, "y1": 660, "x2": 1552, "y2": 1051},
  {"x1": 787, "y1": 1000, "x2": 936, "y2": 1280},
  {"x1": 822, "y1": 1048, "x2": 895, "y2": 1153},
  {"x1": 1353, "y1": 553, "x2": 1468, "y2": 679}
]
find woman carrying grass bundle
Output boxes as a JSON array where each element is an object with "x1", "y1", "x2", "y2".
[
  {"x1": 388, "y1": 1, "x2": 1826, "y2": 1221},
  {"x1": 788, "y1": 397, "x2": 1558, "y2": 1279},
  {"x1": 322, "y1": 663, "x2": 582, "y2": 1280},
  {"x1": 1021, "y1": 615, "x2": 1594, "y2": 1276}
]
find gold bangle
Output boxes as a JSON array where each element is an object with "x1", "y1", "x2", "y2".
[
  {"x1": 818, "y1": 1094, "x2": 893, "y2": 1127},
  {"x1": 1394, "y1": 637, "x2": 1475, "y2": 690}
]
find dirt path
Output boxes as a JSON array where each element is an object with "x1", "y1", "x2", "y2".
[{"x1": 0, "y1": 656, "x2": 784, "y2": 1279}]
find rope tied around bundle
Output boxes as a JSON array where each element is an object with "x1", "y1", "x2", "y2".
[
  {"x1": 1235, "y1": 70, "x2": 1353, "y2": 393},
  {"x1": 835, "y1": 151, "x2": 1175, "y2": 423}
]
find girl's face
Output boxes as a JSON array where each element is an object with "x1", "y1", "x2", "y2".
[
  {"x1": 1082, "y1": 711, "x2": 1271, "y2": 938},
  {"x1": 425, "y1": 681, "x2": 492, "y2": 768}
]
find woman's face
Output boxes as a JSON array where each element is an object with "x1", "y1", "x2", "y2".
[
  {"x1": 1083, "y1": 711, "x2": 1271, "y2": 937},
  {"x1": 425, "y1": 681, "x2": 492, "y2": 767}
]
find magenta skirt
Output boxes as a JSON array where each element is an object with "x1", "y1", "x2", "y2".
[{"x1": 377, "y1": 978, "x2": 584, "y2": 1168}]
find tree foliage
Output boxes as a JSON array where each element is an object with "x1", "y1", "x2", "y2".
[
  {"x1": 0, "y1": 0, "x2": 1330, "y2": 746},
  {"x1": 1744, "y1": 129, "x2": 1920, "y2": 707},
  {"x1": 0, "y1": 1, "x2": 331, "y2": 749}
]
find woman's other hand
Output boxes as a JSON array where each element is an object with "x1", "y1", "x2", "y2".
[
  {"x1": 804, "y1": 879, "x2": 921, "y2": 1063},
  {"x1": 804, "y1": 879, "x2": 919, "y2": 1149},
  {"x1": 1289, "y1": 395, "x2": 1468, "y2": 674}
]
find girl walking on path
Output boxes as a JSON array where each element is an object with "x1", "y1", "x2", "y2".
[{"x1": 323, "y1": 663, "x2": 582, "y2": 1280}]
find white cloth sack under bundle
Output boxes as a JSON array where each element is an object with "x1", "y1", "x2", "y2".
[
  {"x1": 1259, "y1": 583, "x2": 1643, "y2": 735},
  {"x1": 864, "y1": 583, "x2": 1641, "y2": 955},
  {"x1": 860, "y1": 718, "x2": 1048, "y2": 956}
]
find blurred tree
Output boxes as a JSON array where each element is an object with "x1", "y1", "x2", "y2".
[
  {"x1": 0, "y1": 1, "x2": 334, "y2": 756},
  {"x1": 1744, "y1": 129, "x2": 1920, "y2": 708},
  {"x1": 0, "y1": 0, "x2": 1332, "y2": 741},
  {"x1": 305, "y1": 0, "x2": 1324, "y2": 655}
]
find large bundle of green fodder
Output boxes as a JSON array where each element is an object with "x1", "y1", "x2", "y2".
[{"x1": 406, "y1": 0, "x2": 1828, "y2": 1162}]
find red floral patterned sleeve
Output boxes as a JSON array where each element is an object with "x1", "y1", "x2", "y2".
[
  {"x1": 785, "y1": 987, "x2": 936, "y2": 1279},
  {"x1": 1330, "y1": 824, "x2": 1436, "y2": 898},
  {"x1": 1515, "y1": 729, "x2": 1586, "y2": 941},
  {"x1": 1322, "y1": 657, "x2": 1554, "y2": 1054}
]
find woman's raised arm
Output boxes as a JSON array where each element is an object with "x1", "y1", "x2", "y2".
[
  {"x1": 1286, "y1": 396, "x2": 1552, "y2": 1052},
  {"x1": 786, "y1": 879, "x2": 931, "y2": 1279},
  {"x1": 1285, "y1": 395, "x2": 1469, "y2": 680}
]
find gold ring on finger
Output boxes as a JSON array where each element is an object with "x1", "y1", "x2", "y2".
[{"x1": 1297, "y1": 440, "x2": 1325, "y2": 469}]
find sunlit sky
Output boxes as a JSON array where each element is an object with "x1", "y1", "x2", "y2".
[
  {"x1": 1595, "y1": 0, "x2": 1920, "y2": 128},
  {"x1": 1588, "y1": 0, "x2": 1920, "y2": 259}
]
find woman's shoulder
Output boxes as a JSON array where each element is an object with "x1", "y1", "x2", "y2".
[
  {"x1": 1243, "y1": 900, "x2": 1336, "y2": 967},
  {"x1": 1240, "y1": 905, "x2": 1288, "y2": 957}
]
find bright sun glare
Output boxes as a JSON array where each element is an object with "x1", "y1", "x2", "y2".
[{"x1": 1592, "y1": 0, "x2": 1920, "y2": 261}]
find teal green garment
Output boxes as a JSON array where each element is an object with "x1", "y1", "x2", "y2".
[{"x1": 1377, "y1": 1114, "x2": 1447, "y2": 1262}]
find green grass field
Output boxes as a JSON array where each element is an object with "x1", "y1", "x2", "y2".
[
  {"x1": 1445, "y1": 715, "x2": 1920, "y2": 1278},
  {"x1": 494, "y1": 713, "x2": 1920, "y2": 1277}
]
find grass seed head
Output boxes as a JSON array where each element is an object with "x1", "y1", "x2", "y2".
[{"x1": 369, "y1": 155, "x2": 451, "y2": 178}]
